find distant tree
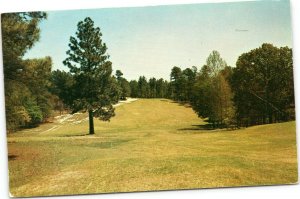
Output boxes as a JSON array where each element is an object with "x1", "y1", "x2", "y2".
[
  {"x1": 130, "y1": 77, "x2": 170, "y2": 99},
  {"x1": 115, "y1": 70, "x2": 123, "y2": 80},
  {"x1": 50, "y1": 69, "x2": 74, "y2": 110},
  {"x1": 149, "y1": 78, "x2": 157, "y2": 98},
  {"x1": 129, "y1": 80, "x2": 139, "y2": 98},
  {"x1": 115, "y1": 70, "x2": 131, "y2": 100},
  {"x1": 137, "y1": 76, "x2": 149, "y2": 98},
  {"x1": 191, "y1": 65, "x2": 215, "y2": 120},
  {"x1": 182, "y1": 67, "x2": 197, "y2": 101},
  {"x1": 206, "y1": 50, "x2": 227, "y2": 77},
  {"x1": 120, "y1": 79, "x2": 131, "y2": 99},
  {"x1": 231, "y1": 43, "x2": 294, "y2": 126},
  {"x1": 170, "y1": 66, "x2": 184, "y2": 101},
  {"x1": 63, "y1": 17, "x2": 119, "y2": 135},
  {"x1": 155, "y1": 78, "x2": 169, "y2": 98}
]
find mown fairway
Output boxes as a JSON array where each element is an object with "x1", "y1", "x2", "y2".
[{"x1": 7, "y1": 99, "x2": 298, "y2": 197}]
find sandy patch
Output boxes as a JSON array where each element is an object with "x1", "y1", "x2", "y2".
[{"x1": 42, "y1": 98, "x2": 138, "y2": 133}]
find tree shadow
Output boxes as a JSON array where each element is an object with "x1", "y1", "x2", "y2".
[
  {"x1": 60, "y1": 133, "x2": 91, "y2": 137},
  {"x1": 87, "y1": 139, "x2": 133, "y2": 149},
  {"x1": 170, "y1": 101, "x2": 192, "y2": 108},
  {"x1": 178, "y1": 124, "x2": 216, "y2": 131},
  {"x1": 178, "y1": 123, "x2": 239, "y2": 132},
  {"x1": 160, "y1": 99, "x2": 170, "y2": 102},
  {"x1": 8, "y1": 155, "x2": 18, "y2": 161}
]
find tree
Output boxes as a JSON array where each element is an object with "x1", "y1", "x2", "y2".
[
  {"x1": 22, "y1": 57, "x2": 54, "y2": 122},
  {"x1": 191, "y1": 65, "x2": 215, "y2": 121},
  {"x1": 191, "y1": 51, "x2": 235, "y2": 128},
  {"x1": 2, "y1": 12, "x2": 47, "y2": 131},
  {"x1": 2, "y1": 12, "x2": 47, "y2": 77},
  {"x1": 215, "y1": 68, "x2": 236, "y2": 126},
  {"x1": 50, "y1": 70, "x2": 74, "y2": 111},
  {"x1": 129, "y1": 80, "x2": 139, "y2": 98},
  {"x1": 149, "y1": 78, "x2": 157, "y2": 98},
  {"x1": 170, "y1": 66, "x2": 184, "y2": 101},
  {"x1": 155, "y1": 78, "x2": 169, "y2": 98},
  {"x1": 231, "y1": 43, "x2": 294, "y2": 126},
  {"x1": 137, "y1": 76, "x2": 149, "y2": 98},
  {"x1": 63, "y1": 17, "x2": 119, "y2": 135},
  {"x1": 206, "y1": 50, "x2": 227, "y2": 77},
  {"x1": 115, "y1": 70, "x2": 123, "y2": 80},
  {"x1": 115, "y1": 70, "x2": 131, "y2": 100},
  {"x1": 182, "y1": 67, "x2": 197, "y2": 102}
]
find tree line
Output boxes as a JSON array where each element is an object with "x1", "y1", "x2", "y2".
[
  {"x1": 111, "y1": 45, "x2": 294, "y2": 129},
  {"x1": 168, "y1": 45, "x2": 294, "y2": 128},
  {"x1": 2, "y1": 13, "x2": 295, "y2": 133},
  {"x1": 2, "y1": 12, "x2": 53, "y2": 131}
]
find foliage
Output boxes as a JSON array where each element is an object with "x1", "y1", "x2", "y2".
[
  {"x1": 129, "y1": 80, "x2": 139, "y2": 98},
  {"x1": 63, "y1": 17, "x2": 119, "y2": 134},
  {"x1": 23, "y1": 57, "x2": 54, "y2": 120},
  {"x1": 137, "y1": 76, "x2": 150, "y2": 98},
  {"x1": 231, "y1": 43, "x2": 294, "y2": 126},
  {"x1": 115, "y1": 70, "x2": 131, "y2": 100},
  {"x1": 169, "y1": 66, "x2": 197, "y2": 102},
  {"x1": 24, "y1": 97, "x2": 44, "y2": 125},
  {"x1": 191, "y1": 51, "x2": 235, "y2": 127},
  {"x1": 1, "y1": 12, "x2": 52, "y2": 131},
  {"x1": 128, "y1": 76, "x2": 170, "y2": 98},
  {"x1": 2, "y1": 11, "x2": 294, "y2": 132},
  {"x1": 50, "y1": 69, "x2": 74, "y2": 108},
  {"x1": 170, "y1": 66, "x2": 184, "y2": 101}
]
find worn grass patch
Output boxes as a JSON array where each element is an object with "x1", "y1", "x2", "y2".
[{"x1": 7, "y1": 99, "x2": 298, "y2": 197}]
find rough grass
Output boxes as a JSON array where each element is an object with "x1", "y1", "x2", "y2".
[{"x1": 7, "y1": 99, "x2": 298, "y2": 197}]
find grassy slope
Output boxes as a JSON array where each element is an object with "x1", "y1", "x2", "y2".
[{"x1": 7, "y1": 99, "x2": 298, "y2": 197}]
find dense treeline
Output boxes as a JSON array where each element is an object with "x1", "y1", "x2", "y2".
[
  {"x1": 2, "y1": 13, "x2": 294, "y2": 132},
  {"x1": 115, "y1": 45, "x2": 294, "y2": 128},
  {"x1": 2, "y1": 12, "x2": 55, "y2": 131},
  {"x1": 231, "y1": 44, "x2": 294, "y2": 126},
  {"x1": 167, "y1": 46, "x2": 294, "y2": 128},
  {"x1": 129, "y1": 76, "x2": 170, "y2": 98}
]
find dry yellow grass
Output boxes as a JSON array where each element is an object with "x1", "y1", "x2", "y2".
[{"x1": 7, "y1": 99, "x2": 298, "y2": 197}]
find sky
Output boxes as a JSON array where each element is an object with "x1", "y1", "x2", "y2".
[{"x1": 24, "y1": 0, "x2": 293, "y2": 81}]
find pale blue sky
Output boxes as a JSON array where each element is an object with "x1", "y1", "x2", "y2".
[{"x1": 24, "y1": 0, "x2": 292, "y2": 80}]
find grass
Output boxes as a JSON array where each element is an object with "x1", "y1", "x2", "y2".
[{"x1": 7, "y1": 99, "x2": 298, "y2": 197}]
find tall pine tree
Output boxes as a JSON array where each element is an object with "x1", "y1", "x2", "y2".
[{"x1": 63, "y1": 17, "x2": 119, "y2": 135}]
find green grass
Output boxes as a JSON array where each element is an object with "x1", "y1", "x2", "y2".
[{"x1": 7, "y1": 99, "x2": 298, "y2": 197}]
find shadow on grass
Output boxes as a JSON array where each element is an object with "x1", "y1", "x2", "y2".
[
  {"x1": 60, "y1": 134, "x2": 134, "y2": 149},
  {"x1": 87, "y1": 139, "x2": 133, "y2": 149},
  {"x1": 60, "y1": 133, "x2": 95, "y2": 137},
  {"x1": 178, "y1": 124, "x2": 216, "y2": 131},
  {"x1": 8, "y1": 155, "x2": 18, "y2": 161},
  {"x1": 178, "y1": 123, "x2": 239, "y2": 132},
  {"x1": 170, "y1": 101, "x2": 192, "y2": 108},
  {"x1": 160, "y1": 99, "x2": 170, "y2": 102}
]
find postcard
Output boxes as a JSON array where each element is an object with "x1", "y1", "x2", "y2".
[{"x1": 1, "y1": 0, "x2": 297, "y2": 197}]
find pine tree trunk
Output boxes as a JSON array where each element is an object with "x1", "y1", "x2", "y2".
[{"x1": 89, "y1": 110, "x2": 95, "y2": 135}]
